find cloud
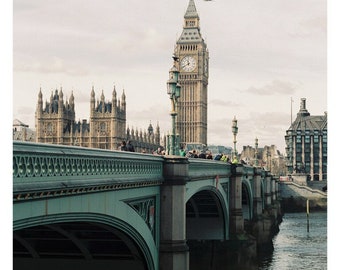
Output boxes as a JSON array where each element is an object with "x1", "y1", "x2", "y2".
[
  {"x1": 15, "y1": 106, "x2": 34, "y2": 115},
  {"x1": 289, "y1": 16, "x2": 327, "y2": 38},
  {"x1": 14, "y1": 56, "x2": 90, "y2": 76},
  {"x1": 207, "y1": 111, "x2": 289, "y2": 152},
  {"x1": 13, "y1": 106, "x2": 35, "y2": 129},
  {"x1": 300, "y1": 17, "x2": 327, "y2": 33},
  {"x1": 127, "y1": 107, "x2": 170, "y2": 133},
  {"x1": 209, "y1": 99, "x2": 239, "y2": 107},
  {"x1": 244, "y1": 80, "x2": 297, "y2": 96}
]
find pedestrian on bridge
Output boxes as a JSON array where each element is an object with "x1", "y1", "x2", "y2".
[
  {"x1": 198, "y1": 150, "x2": 206, "y2": 159},
  {"x1": 120, "y1": 140, "x2": 127, "y2": 151},
  {"x1": 232, "y1": 157, "x2": 238, "y2": 164},
  {"x1": 126, "y1": 140, "x2": 135, "y2": 152}
]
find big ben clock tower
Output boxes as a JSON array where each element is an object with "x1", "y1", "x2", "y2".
[{"x1": 174, "y1": 0, "x2": 209, "y2": 147}]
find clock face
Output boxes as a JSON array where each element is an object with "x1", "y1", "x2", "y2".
[{"x1": 180, "y1": 56, "x2": 196, "y2": 72}]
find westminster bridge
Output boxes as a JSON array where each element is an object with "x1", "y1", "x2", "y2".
[{"x1": 13, "y1": 141, "x2": 281, "y2": 270}]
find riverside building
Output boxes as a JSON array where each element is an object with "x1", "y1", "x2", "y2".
[{"x1": 285, "y1": 98, "x2": 327, "y2": 180}]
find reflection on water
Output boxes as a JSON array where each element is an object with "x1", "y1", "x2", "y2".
[{"x1": 258, "y1": 212, "x2": 327, "y2": 270}]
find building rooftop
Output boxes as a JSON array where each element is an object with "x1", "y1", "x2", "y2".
[{"x1": 289, "y1": 98, "x2": 327, "y2": 132}]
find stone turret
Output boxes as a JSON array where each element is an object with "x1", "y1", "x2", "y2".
[
  {"x1": 37, "y1": 88, "x2": 43, "y2": 112},
  {"x1": 90, "y1": 86, "x2": 95, "y2": 112},
  {"x1": 112, "y1": 87, "x2": 117, "y2": 117},
  {"x1": 69, "y1": 91, "x2": 75, "y2": 111},
  {"x1": 121, "y1": 89, "x2": 126, "y2": 111},
  {"x1": 112, "y1": 86, "x2": 117, "y2": 107},
  {"x1": 155, "y1": 122, "x2": 160, "y2": 145},
  {"x1": 35, "y1": 86, "x2": 163, "y2": 152},
  {"x1": 148, "y1": 122, "x2": 153, "y2": 135},
  {"x1": 58, "y1": 88, "x2": 64, "y2": 115},
  {"x1": 35, "y1": 88, "x2": 43, "y2": 138}
]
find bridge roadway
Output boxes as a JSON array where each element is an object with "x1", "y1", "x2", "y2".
[{"x1": 13, "y1": 141, "x2": 280, "y2": 270}]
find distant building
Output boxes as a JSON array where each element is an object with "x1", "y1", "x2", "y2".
[
  {"x1": 13, "y1": 119, "x2": 35, "y2": 142},
  {"x1": 208, "y1": 145, "x2": 232, "y2": 156},
  {"x1": 285, "y1": 98, "x2": 327, "y2": 180},
  {"x1": 35, "y1": 87, "x2": 162, "y2": 153},
  {"x1": 240, "y1": 145, "x2": 286, "y2": 176}
]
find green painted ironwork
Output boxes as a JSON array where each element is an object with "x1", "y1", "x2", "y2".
[
  {"x1": 13, "y1": 141, "x2": 278, "y2": 270},
  {"x1": 127, "y1": 196, "x2": 156, "y2": 239},
  {"x1": 13, "y1": 141, "x2": 164, "y2": 200},
  {"x1": 188, "y1": 159, "x2": 232, "y2": 181}
]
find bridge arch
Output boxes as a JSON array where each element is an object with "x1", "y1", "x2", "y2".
[
  {"x1": 185, "y1": 182, "x2": 229, "y2": 240},
  {"x1": 13, "y1": 187, "x2": 160, "y2": 270},
  {"x1": 242, "y1": 179, "x2": 254, "y2": 221},
  {"x1": 13, "y1": 212, "x2": 155, "y2": 270}
]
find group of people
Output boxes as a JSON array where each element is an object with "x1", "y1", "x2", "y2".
[
  {"x1": 180, "y1": 149, "x2": 213, "y2": 159},
  {"x1": 120, "y1": 140, "x2": 135, "y2": 152},
  {"x1": 120, "y1": 143, "x2": 241, "y2": 165},
  {"x1": 153, "y1": 147, "x2": 166, "y2": 155},
  {"x1": 120, "y1": 142, "x2": 167, "y2": 155},
  {"x1": 212, "y1": 153, "x2": 239, "y2": 164}
]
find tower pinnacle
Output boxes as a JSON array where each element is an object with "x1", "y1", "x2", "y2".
[{"x1": 185, "y1": 0, "x2": 199, "y2": 19}]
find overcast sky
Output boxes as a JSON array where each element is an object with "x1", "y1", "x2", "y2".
[
  {"x1": 11, "y1": 0, "x2": 328, "y2": 153},
  {"x1": 3, "y1": 1, "x2": 340, "y2": 263}
]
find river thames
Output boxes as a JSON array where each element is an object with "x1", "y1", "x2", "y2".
[{"x1": 258, "y1": 211, "x2": 327, "y2": 270}]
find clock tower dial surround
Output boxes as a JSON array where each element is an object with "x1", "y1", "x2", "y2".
[
  {"x1": 180, "y1": 55, "x2": 197, "y2": 72},
  {"x1": 173, "y1": 0, "x2": 209, "y2": 147}
]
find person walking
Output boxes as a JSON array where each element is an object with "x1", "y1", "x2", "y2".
[
  {"x1": 120, "y1": 140, "x2": 127, "y2": 151},
  {"x1": 232, "y1": 156, "x2": 238, "y2": 164},
  {"x1": 192, "y1": 150, "x2": 198, "y2": 158},
  {"x1": 198, "y1": 150, "x2": 206, "y2": 159},
  {"x1": 126, "y1": 140, "x2": 135, "y2": 152},
  {"x1": 179, "y1": 147, "x2": 186, "y2": 157}
]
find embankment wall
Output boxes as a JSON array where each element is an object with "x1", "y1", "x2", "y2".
[{"x1": 279, "y1": 181, "x2": 327, "y2": 212}]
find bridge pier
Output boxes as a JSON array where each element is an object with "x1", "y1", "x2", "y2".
[
  {"x1": 271, "y1": 177, "x2": 277, "y2": 202},
  {"x1": 276, "y1": 180, "x2": 280, "y2": 200},
  {"x1": 159, "y1": 156, "x2": 189, "y2": 270},
  {"x1": 264, "y1": 172, "x2": 272, "y2": 207},
  {"x1": 229, "y1": 165, "x2": 244, "y2": 234},
  {"x1": 253, "y1": 168, "x2": 264, "y2": 218}
]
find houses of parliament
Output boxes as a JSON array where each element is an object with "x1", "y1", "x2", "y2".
[
  {"x1": 14, "y1": 0, "x2": 210, "y2": 154},
  {"x1": 32, "y1": 86, "x2": 162, "y2": 153},
  {"x1": 13, "y1": 86, "x2": 162, "y2": 154}
]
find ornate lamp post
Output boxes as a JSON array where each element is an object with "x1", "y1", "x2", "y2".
[
  {"x1": 254, "y1": 137, "x2": 258, "y2": 167},
  {"x1": 167, "y1": 56, "x2": 181, "y2": 155},
  {"x1": 232, "y1": 116, "x2": 238, "y2": 159}
]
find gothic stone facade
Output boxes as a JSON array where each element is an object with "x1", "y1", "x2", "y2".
[
  {"x1": 173, "y1": 0, "x2": 209, "y2": 147},
  {"x1": 35, "y1": 87, "x2": 161, "y2": 153}
]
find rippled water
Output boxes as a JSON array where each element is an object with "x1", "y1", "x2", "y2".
[{"x1": 258, "y1": 212, "x2": 327, "y2": 270}]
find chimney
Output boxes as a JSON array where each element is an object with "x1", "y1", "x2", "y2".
[
  {"x1": 300, "y1": 98, "x2": 306, "y2": 110},
  {"x1": 297, "y1": 98, "x2": 310, "y2": 117}
]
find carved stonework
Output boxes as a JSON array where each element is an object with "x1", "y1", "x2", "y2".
[{"x1": 35, "y1": 88, "x2": 162, "y2": 152}]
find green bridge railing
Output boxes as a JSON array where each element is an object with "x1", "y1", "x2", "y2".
[{"x1": 13, "y1": 141, "x2": 164, "y2": 201}]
